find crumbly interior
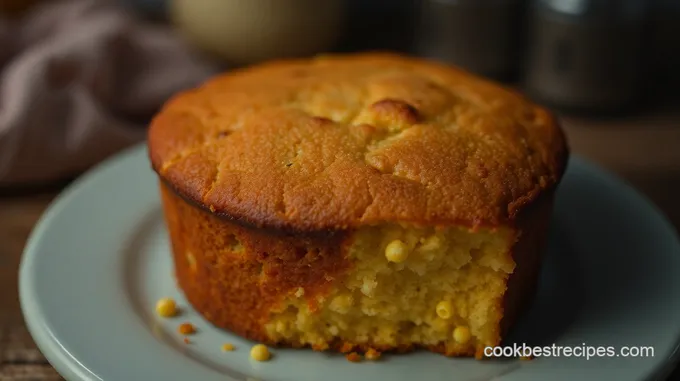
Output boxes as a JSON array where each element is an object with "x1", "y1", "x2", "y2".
[{"x1": 264, "y1": 224, "x2": 515, "y2": 355}]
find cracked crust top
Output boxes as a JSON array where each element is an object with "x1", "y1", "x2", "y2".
[{"x1": 148, "y1": 53, "x2": 568, "y2": 232}]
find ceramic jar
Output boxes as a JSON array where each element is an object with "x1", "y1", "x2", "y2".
[{"x1": 170, "y1": 0, "x2": 347, "y2": 66}]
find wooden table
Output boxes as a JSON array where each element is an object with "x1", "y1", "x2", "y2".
[{"x1": 1, "y1": 111, "x2": 679, "y2": 380}]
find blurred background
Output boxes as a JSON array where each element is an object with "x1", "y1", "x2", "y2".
[
  {"x1": 0, "y1": 0, "x2": 679, "y2": 188},
  {"x1": 0, "y1": 0, "x2": 679, "y2": 379},
  {"x1": 0, "y1": 0, "x2": 679, "y2": 187}
]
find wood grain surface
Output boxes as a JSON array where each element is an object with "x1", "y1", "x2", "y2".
[
  {"x1": 1, "y1": 111, "x2": 679, "y2": 380},
  {"x1": 0, "y1": 194, "x2": 62, "y2": 381}
]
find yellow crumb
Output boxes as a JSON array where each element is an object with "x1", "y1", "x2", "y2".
[
  {"x1": 520, "y1": 355, "x2": 534, "y2": 361},
  {"x1": 250, "y1": 344, "x2": 271, "y2": 361},
  {"x1": 221, "y1": 343, "x2": 235, "y2": 351},
  {"x1": 155, "y1": 297, "x2": 177, "y2": 317},
  {"x1": 178, "y1": 322, "x2": 196, "y2": 335},
  {"x1": 365, "y1": 348, "x2": 381, "y2": 361}
]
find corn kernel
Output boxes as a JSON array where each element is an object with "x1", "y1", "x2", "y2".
[
  {"x1": 436, "y1": 300, "x2": 453, "y2": 319},
  {"x1": 155, "y1": 297, "x2": 177, "y2": 317},
  {"x1": 221, "y1": 343, "x2": 235, "y2": 351},
  {"x1": 453, "y1": 326, "x2": 471, "y2": 344},
  {"x1": 385, "y1": 240, "x2": 409, "y2": 262},
  {"x1": 250, "y1": 344, "x2": 271, "y2": 361},
  {"x1": 178, "y1": 322, "x2": 195, "y2": 335}
]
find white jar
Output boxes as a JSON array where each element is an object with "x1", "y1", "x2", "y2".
[{"x1": 170, "y1": 0, "x2": 347, "y2": 66}]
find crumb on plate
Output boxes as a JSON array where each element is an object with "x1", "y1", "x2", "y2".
[
  {"x1": 250, "y1": 344, "x2": 271, "y2": 361},
  {"x1": 155, "y1": 297, "x2": 177, "y2": 317},
  {"x1": 365, "y1": 348, "x2": 381, "y2": 361},
  {"x1": 345, "y1": 352, "x2": 362, "y2": 362},
  {"x1": 222, "y1": 343, "x2": 235, "y2": 351},
  {"x1": 178, "y1": 322, "x2": 196, "y2": 335}
]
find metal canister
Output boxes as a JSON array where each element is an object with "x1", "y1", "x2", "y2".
[
  {"x1": 120, "y1": 0, "x2": 169, "y2": 19},
  {"x1": 521, "y1": 0, "x2": 648, "y2": 114},
  {"x1": 415, "y1": 0, "x2": 527, "y2": 81},
  {"x1": 648, "y1": 0, "x2": 680, "y2": 99}
]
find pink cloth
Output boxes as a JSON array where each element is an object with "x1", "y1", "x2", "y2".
[{"x1": 0, "y1": 0, "x2": 218, "y2": 185}]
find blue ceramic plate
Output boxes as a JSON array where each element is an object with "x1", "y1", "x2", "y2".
[{"x1": 20, "y1": 144, "x2": 680, "y2": 381}]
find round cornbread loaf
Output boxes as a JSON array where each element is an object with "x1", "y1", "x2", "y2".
[{"x1": 148, "y1": 53, "x2": 569, "y2": 358}]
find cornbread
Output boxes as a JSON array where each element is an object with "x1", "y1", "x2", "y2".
[{"x1": 148, "y1": 53, "x2": 569, "y2": 359}]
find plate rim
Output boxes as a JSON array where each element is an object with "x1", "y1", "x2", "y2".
[{"x1": 18, "y1": 144, "x2": 151, "y2": 381}]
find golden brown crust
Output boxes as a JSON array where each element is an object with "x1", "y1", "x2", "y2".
[
  {"x1": 500, "y1": 192, "x2": 553, "y2": 340},
  {"x1": 160, "y1": 183, "x2": 353, "y2": 344},
  {"x1": 148, "y1": 53, "x2": 568, "y2": 233}
]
